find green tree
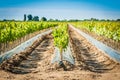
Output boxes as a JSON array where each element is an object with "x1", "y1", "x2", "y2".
[
  {"x1": 48, "y1": 18, "x2": 54, "y2": 21},
  {"x1": 33, "y1": 16, "x2": 39, "y2": 21},
  {"x1": 27, "y1": 14, "x2": 33, "y2": 21},
  {"x1": 41, "y1": 17, "x2": 47, "y2": 21},
  {"x1": 24, "y1": 14, "x2": 26, "y2": 21},
  {"x1": 117, "y1": 19, "x2": 120, "y2": 21}
]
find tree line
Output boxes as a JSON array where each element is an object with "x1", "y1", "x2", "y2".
[
  {"x1": 24, "y1": 14, "x2": 47, "y2": 21},
  {"x1": 1, "y1": 14, "x2": 120, "y2": 22}
]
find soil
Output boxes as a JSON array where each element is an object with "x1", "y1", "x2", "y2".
[
  {"x1": 75, "y1": 26, "x2": 120, "y2": 52},
  {"x1": 0, "y1": 28, "x2": 120, "y2": 80},
  {"x1": 0, "y1": 28, "x2": 51, "y2": 54}
]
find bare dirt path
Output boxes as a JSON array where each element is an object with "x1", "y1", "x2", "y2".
[
  {"x1": 0, "y1": 28, "x2": 120, "y2": 80},
  {"x1": 69, "y1": 26, "x2": 120, "y2": 70}
]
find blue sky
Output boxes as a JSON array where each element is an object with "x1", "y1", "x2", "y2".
[{"x1": 0, "y1": 0, "x2": 120, "y2": 20}]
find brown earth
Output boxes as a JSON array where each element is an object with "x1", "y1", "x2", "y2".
[
  {"x1": 0, "y1": 28, "x2": 51, "y2": 54},
  {"x1": 75, "y1": 26, "x2": 120, "y2": 52},
  {"x1": 0, "y1": 28, "x2": 120, "y2": 80}
]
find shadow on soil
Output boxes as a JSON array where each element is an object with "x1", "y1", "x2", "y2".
[{"x1": 69, "y1": 29, "x2": 116, "y2": 73}]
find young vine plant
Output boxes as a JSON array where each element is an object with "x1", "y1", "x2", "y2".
[
  {"x1": 0, "y1": 22, "x2": 58, "y2": 43},
  {"x1": 52, "y1": 24, "x2": 69, "y2": 53}
]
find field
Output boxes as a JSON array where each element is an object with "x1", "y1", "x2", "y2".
[
  {"x1": 0, "y1": 22, "x2": 58, "y2": 54},
  {"x1": 0, "y1": 21, "x2": 120, "y2": 80},
  {"x1": 71, "y1": 21, "x2": 120, "y2": 52}
]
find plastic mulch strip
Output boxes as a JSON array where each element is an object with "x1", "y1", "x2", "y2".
[
  {"x1": 51, "y1": 43, "x2": 75, "y2": 64},
  {"x1": 69, "y1": 24, "x2": 120, "y2": 63},
  {"x1": 0, "y1": 30, "x2": 52, "y2": 64}
]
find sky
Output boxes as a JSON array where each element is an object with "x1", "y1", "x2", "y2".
[{"x1": 0, "y1": 0, "x2": 120, "y2": 20}]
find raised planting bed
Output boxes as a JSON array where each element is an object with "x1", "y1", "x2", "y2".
[
  {"x1": 68, "y1": 26, "x2": 120, "y2": 73},
  {"x1": 0, "y1": 28, "x2": 54, "y2": 54},
  {"x1": 0, "y1": 33, "x2": 54, "y2": 74},
  {"x1": 71, "y1": 23, "x2": 120, "y2": 52},
  {"x1": 0, "y1": 25, "x2": 120, "y2": 80},
  {"x1": 0, "y1": 30, "x2": 52, "y2": 64},
  {"x1": 69, "y1": 24, "x2": 120, "y2": 63}
]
